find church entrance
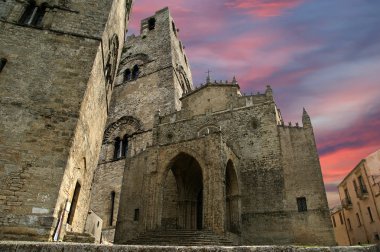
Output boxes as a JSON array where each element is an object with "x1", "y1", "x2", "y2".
[{"x1": 162, "y1": 153, "x2": 203, "y2": 230}]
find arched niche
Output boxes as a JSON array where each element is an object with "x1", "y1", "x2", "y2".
[
  {"x1": 225, "y1": 159, "x2": 241, "y2": 234},
  {"x1": 161, "y1": 152, "x2": 204, "y2": 230}
]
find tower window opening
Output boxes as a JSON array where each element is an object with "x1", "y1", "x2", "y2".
[
  {"x1": 0, "y1": 58, "x2": 7, "y2": 73},
  {"x1": 332, "y1": 216, "x2": 336, "y2": 227},
  {"x1": 148, "y1": 17, "x2": 156, "y2": 30},
  {"x1": 124, "y1": 69, "x2": 131, "y2": 82},
  {"x1": 296, "y1": 197, "x2": 307, "y2": 212},
  {"x1": 19, "y1": 2, "x2": 47, "y2": 27},
  {"x1": 121, "y1": 135, "x2": 129, "y2": 157},
  {"x1": 114, "y1": 137, "x2": 122, "y2": 160},
  {"x1": 134, "y1": 209, "x2": 140, "y2": 221},
  {"x1": 132, "y1": 65, "x2": 139, "y2": 80}
]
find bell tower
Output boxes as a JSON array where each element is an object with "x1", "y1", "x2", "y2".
[{"x1": 90, "y1": 7, "x2": 193, "y2": 243}]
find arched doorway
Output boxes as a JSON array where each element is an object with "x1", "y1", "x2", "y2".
[
  {"x1": 162, "y1": 153, "x2": 203, "y2": 230},
  {"x1": 225, "y1": 160, "x2": 240, "y2": 233}
]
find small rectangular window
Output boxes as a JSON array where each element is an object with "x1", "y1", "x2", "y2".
[
  {"x1": 356, "y1": 213, "x2": 361, "y2": 226},
  {"x1": 339, "y1": 212, "x2": 344, "y2": 225},
  {"x1": 134, "y1": 208, "x2": 139, "y2": 221},
  {"x1": 332, "y1": 216, "x2": 336, "y2": 227},
  {"x1": 347, "y1": 218, "x2": 352, "y2": 230},
  {"x1": 296, "y1": 197, "x2": 307, "y2": 212},
  {"x1": 368, "y1": 207, "x2": 374, "y2": 222},
  {"x1": 0, "y1": 58, "x2": 7, "y2": 72}
]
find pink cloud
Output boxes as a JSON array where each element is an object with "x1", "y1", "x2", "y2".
[
  {"x1": 225, "y1": 0, "x2": 303, "y2": 17},
  {"x1": 320, "y1": 145, "x2": 380, "y2": 184}
]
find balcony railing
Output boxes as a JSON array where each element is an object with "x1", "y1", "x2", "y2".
[
  {"x1": 356, "y1": 186, "x2": 369, "y2": 199},
  {"x1": 342, "y1": 198, "x2": 353, "y2": 209}
]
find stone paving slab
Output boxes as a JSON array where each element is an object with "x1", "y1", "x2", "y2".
[{"x1": 0, "y1": 242, "x2": 379, "y2": 252}]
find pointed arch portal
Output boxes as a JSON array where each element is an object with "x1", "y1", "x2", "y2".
[{"x1": 162, "y1": 153, "x2": 203, "y2": 230}]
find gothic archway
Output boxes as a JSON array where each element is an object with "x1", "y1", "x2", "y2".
[
  {"x1": 162, "y1": 153, "x2": 203, "y2": 230},
  {"x1": 225, "y1": 160, "x2": 240, "y2": 233}
]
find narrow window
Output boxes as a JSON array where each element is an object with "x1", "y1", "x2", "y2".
[
  {"x1": 110, "y1": 191, "x2": 115, "y2": 226},
  {"x1": 339, "y1": 212, "x2": 344, "y2": 225},
  {"x1": 67, "y1": 182, "x2": 81, "y2": 225},
  {"x1": 0, "y1": 58, "x2": 7, "y2": 73},
  {"x1": 344, "y1": 188, "x2": 351, "y2": 203},
  {"x1": 172, "y1": 21, "x2": 176, "y2": 35},
  {"x1": 358, "y1": 175, "x2": 367, "y2": 193},
  {"x1": 121, "y1": 135, "x2": 129, "y2": 157},
  {"x1": 19, "y1": 1, "x2": 37, "y2": 25},
  {"x1": 33, "y1": 3, "x2": 47, "y2": 27},
  {"x1": 353, "y1": 180, "x2": 359, "y2": 197},
  {"x1": 134, "y1": 209, "x2": 140, "y2": 221},
  {"x1": 356, "y1": 213, "x2": 361, "y2": 226},
  {"x1": 332, "y1": 216, "x2": 336, "y2": 227},
  {"x1": 19, "y1": 1, "x2": 47, "y2": 27},
  {"x1": 368, "y1": 207, "x2": 374, "y2": 222},
  {"x1": 184, "y1": 55, "x2": 188, "y2": 66},
  {"x1": 296, "y1": 197, "x2": 307, "y2": 212},
  {"x1": 132, "y1": 65, "x2": 139, "y2": 80},
  {"x1": 124, "y1": 69, "x2": 131, "y2": 82},
  {"x1": 148, "y1": 17, "x2": 156, "y2": 30},
  {"x1": 114, "y1": 137, "x2": 122, "y2": 160},
  {"x1": 347, "y1": 218, "x2": 352, "y2": 230}
]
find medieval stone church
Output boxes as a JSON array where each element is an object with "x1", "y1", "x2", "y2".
[{"x1": 0, "y1": 0, "x2": 334, "y2": 246}]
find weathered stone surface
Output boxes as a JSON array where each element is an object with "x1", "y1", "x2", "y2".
[
  {"x1": 0, "y1": 0, "x2": 132, "y2": 241},
  {"x1": 0, "y1": 242, "x2": 378, "y2": 252}
]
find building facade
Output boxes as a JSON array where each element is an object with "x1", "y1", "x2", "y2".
[
  {"x1": 0, "y1": 0, "x2": 132, "y2": 241},
  {"x1": 333, "y1": 150, "x2": 380, "y2": 245},
  {"x1": 89, "y1": 8, "x2": 334, "y2": 246},
  {"x1": 0, "y1": 2, "x2": 335, "y2": 245}
]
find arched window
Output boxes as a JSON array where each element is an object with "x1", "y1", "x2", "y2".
[
  {"x1": 0, "y1": 58, "x2": 7, "y2": 73},
  {"x1": 114, "y1": 137, "x2": 122, "y2": 160},
  {"x1": 121, "y1": 135, "x2": 129, "y2": 157},
  {"x1": 132, "y1": 65, "x2": 139, "y2": 80},
  {"x1": 148, "y1": 17, "x2": 156, "y2": 30},
  {"x1": 124, "y1": 69, "x2": 131, "y2": 82},
  {"x1": 19, "y1": 1, "x2": 47, "y2": 27}
]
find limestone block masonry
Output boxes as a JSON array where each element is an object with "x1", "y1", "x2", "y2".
[
  {"x1": 108, "y1": 8, "x2": 335, "y2": 246},
  {"x1": 0, "y1": 0, "x2": 132, "y2": 241},
  {"x1": 0, "y1": 242, "x2": 379, "y2": 252}
]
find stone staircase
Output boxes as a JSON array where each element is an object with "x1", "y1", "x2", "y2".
[
  {"x1": 63, "y1": 231, "x2": 95, "y2": 243},
  {"x1": 126, "y1": 229, "x2": 235, "y2": 246}
]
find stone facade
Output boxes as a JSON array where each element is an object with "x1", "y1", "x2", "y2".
[
  {"x1": 85, "y1": 8, "x2": 336, "y2": 246},
  {"x1": 90, "y1": 7, "x2": 192, "y2": 243},
  {"x1": 0, "y1": 0, "x2": 132, "y2": 241},
  {"x1": 334, "y1": 149, "x2": 380, "y2": 245},
  {"x1": 1, "y1": 1, "x2": 335, "y2": 246}
]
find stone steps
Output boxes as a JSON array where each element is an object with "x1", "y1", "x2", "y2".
[
  {"x1": 127, "y1": 229, "x2": 235, "y2": 246},
  {"x1": 63, "y1": 231, "x2": 95, "y2": 243}
]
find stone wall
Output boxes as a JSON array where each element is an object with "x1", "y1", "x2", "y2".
[
  {"x1": 0, "y1": 0, "x2": 131, "y2": 241},
  {"x1": 115, "y1": 82, "x2": 334, "y2": 245},
  {"x1": 0, "y1": 242, "x2": 378, "y2": 252},
  {"x1": 90, "y1": 7, "x2": 191, "y2": 242}
]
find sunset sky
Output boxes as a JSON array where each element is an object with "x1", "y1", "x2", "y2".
[{"x1": 127, "y1": 0, "x2": 380, "y2": 207}]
